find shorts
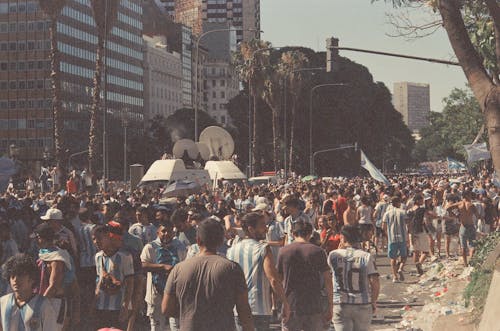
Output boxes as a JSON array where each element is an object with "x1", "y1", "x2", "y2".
[
  {"x1": 412, "y1": 232, "x2": 430, "y2": 253},
  {"x1": 459, "y1": 225, "x2": 476, "y2": 253},
  {"x1": 432, "y1": 219, "x2": 443, "y2": 234},
  {"x1": 444, "y1": 220, "x2": 459, "y2": 235},
  {"x1": 375, "y1": 226, "x2": 384, "y2": 237},
  {"x1": 359, "y1": 224, "x2": 374, "y2": 240},
  {"x1": 388, "y1": 242, "x2": 407, "y2": 259}
]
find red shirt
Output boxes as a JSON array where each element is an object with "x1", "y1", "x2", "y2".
[
  {"x1": 66, "y1": 179, "x2": 77, "y2": 194},
  {"x1": 321, "y1": 229, "x2": 341, "y2": 253},
  {"x1": 334, "y1": 197, "x2": 348, "y2": 224}
]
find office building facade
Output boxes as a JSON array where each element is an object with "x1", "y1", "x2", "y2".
[
  {"x1": 0, "y1": 0, "x2": 144, "y2": 162},
  {"x1": 393, "y1": 82, "x2": 430, "y2": 133},
  {"x1": 144, "y1": 34, "x2": 183, "y2": 120},
  {"x1": 167, "y1": 0, "x2": 260, "y2": 43}
]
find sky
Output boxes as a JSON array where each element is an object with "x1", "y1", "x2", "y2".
[{"x1": 260, "y1": 0, "x2": 468, "y2": 112}]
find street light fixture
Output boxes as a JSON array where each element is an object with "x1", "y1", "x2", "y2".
[
  {"x1": 309, "y1": 83, "x2": 348, "y2": 174},
  {"x1": 194, "y1": 28, "x2": 262, "y2": 142}
]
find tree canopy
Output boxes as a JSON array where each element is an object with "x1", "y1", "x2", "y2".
[
  {"x1": 413, "y1": 87, "x2": 484, "y2": 162},
  {"x1": 229, "y1": 46, "x2": 415, "y2": 176}
]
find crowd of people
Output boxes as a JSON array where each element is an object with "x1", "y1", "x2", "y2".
[{"x1": 0, "y1": 170, "x2": 498, "y2": 331}]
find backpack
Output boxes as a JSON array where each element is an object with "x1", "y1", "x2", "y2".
[{"x1": 151, "y1": 241, "x2": 180, "y2": 293}]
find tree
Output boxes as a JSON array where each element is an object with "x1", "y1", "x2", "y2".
[
  {"x1": 379, "y1": 0, "x2": 500, "y2": 175},
  {"x1": 88, "y1": 0, "x2": 119, "y2": 176},
  {"x1": 234, "y1": 40, "x2": 272, "y2": 175},
  {"x1": 279, "y1": 51, "x2": 309, "y2": 172},
  {"x1": 38, "y1": 0, "x2": 66, "y2": 173},
  {"x1": 228, "y1": 47, "x2": 414, "y2": 176},
  {"x1": 414, "y1": 87, "x2": 484, "y2": 161}
]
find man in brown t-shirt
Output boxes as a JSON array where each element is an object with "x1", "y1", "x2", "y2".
[
  {"x1": 162, "y1": 219, "x2": 254, "y2": 331},
  {"x1": 277, "y1": 221, "x2": 333, "y2": 331}
]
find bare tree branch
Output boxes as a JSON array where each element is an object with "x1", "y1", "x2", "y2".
[{"x1": 384, "y1": 3, "x2": 442, "y2": 40}]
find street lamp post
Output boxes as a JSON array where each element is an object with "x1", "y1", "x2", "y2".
[
  {"x1": 194, "y1": 28, "x2": 261, "y2": 142},
  {"x1": 309, "y1": 83, "x2": 348, "y2": 174},
  {"x1": 282, "y1": 67, "x2": 325, "y2": 176},
  {"x1": 123, "y1": 115, "x2": 129, "y2": 183}
]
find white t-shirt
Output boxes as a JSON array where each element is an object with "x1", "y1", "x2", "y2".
[
  {"x1": 0, "y1": 293, "x2": 62, "y2": 331},
  {"x1": 357, "y1": 205, "x2": 373, "y2": 225},
  {"x1": 140, "y1": 238, "x2": 186, "y2": 305}
]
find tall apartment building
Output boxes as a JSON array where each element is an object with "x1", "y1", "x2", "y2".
[
  {"x1": 144, "y1": 35, "x2": 183, "y2": 120},
  {"x1": 202, "y1": 22, "x2": 237, "y2": 125},
  {"x1": 204, "y1": 59, "x2": 238, "y2": 125},
  {"x1": 0, "y1": 0, "x2": 144, "y2": 163},
  {"x1": 162, "y1": 0, "x2": 260, "y2": 43},
  {"x1": 393, "y1": 82, "x2": 430, "y2": 133}
]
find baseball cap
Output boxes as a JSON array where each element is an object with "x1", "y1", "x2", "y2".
[
  {"x1": 40, "y1": 208, "x2": 63, "y2": 221},
  {"x1": 252, "y1": 203, "x2": 268, "y2": 212},
  {"x1": 30, "y1": 222, "x2": 55, "y2": 240}
]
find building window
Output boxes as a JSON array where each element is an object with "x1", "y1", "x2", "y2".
[
  {"x1": 220, "y1": 91, "x2": 225, "y2": 99},
  {"x1": 212, "y1": 103, "x2": 216, "y2": 110},
  {"x1": 212, "y1": 80, "x2": 216, "y2": 87},
  {"x1": 220, "y1": 79, "x2": 225, "y2": 87},
  {"x1": 212, "y1": 91, "x2": 216, "y2": 98},
  {"x1": 221, "y1": 115, "x2": 226, "y2": 124}
]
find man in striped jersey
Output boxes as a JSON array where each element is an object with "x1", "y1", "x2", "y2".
[
  {"x1": 0, "y1": 254, "x2": 63, "y2": 331},
  {"x1": 227, "y1": 212, "x2": 290, "y2": 331},
  {"x1": 382, "y1": 196, "x2": 408, "y2": 283},
  {"x1": 91, "y1": 225, "x2": 134, "y2": 330},
  {"x1": 76, "y1": 207, "x2": 97, "y2": 317},
  {"x1": 328, "y1": 225, "x2": 380, "y2": 331},
  {"x1": 129, "y1": 206, "x2": 157, "y2": 246}
]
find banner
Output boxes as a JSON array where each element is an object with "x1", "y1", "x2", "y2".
[
  {"x1": 447, "y1": 157, "x2": 467, "y2": 171},
  {"x1": 463, "y1": 142, "x2": 491, "y2": 163},
  {"x1": 360, "y1": 150, "x2": 390, "y2": 185}
]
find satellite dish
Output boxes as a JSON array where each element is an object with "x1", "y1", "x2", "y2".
[
  {"x1": 172, "y1": 139, "x2": 199, "y2": 159},
  {"x1": 199, "y1": 126, "x2": 235, "y2": 160},
  {"x1": 195, "y1": 142, "x2": 210, "y2": 161}
]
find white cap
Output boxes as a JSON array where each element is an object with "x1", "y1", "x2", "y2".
[
  {"x1": 252, "y1": 203, "x2": 268, "y2": 212},
  {"x1": 40, "y1": 208, "x2": 63, "y2": 221}
]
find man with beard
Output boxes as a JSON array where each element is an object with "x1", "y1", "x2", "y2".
[
  {"x1": 141, "y1": 221, "x2": 186, "y2": 331},
  {"x1": 227, "y1": 212, "x2": 290, "y2": 331}
]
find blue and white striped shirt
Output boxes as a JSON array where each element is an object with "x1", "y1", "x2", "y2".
[
  {"x1": 129, "y1": 223, "x2": 157, "y2": 246},
  {"x1": 227, "y1": 238, "x2": 271, "y2": 316},
  {"x1": 95, "y1": 250, "x2": 134, "y2": 311},
  {"x1": 328, "y1": 247, "x2": 378, "y2": 305},
  {"x1": 284, "y1": 212, "x2": 311, "y2": 244},
  {"x1": 78, "y1": 223, "x2": 96, "y2": 268}
]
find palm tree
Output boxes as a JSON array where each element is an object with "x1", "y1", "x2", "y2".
[
  {"x1": 280, "y1": 51, "x2": 309, "y2": 172},
  {"x1": 39, "y1": 0, "x2": 67, "y2": 173},
  {"x1": 88, "y1": 0, "x2": 119, "y2": 175},
  {"x1": 234, "y1": 40, "x2": 271, "y2": 175},
  {"x1": 262, "y1": 67, "x2": 284, "y2": 172}
]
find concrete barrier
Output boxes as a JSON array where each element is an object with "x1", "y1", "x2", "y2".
[{"x1": 478, "y1": 241, "x2": 500, "y2": 331}]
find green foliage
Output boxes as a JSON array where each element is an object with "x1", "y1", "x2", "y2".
[
  {"x1": 464, "y1": 232, "x2": 499, "y2": 318},
  {"x1": 414, "y1": 87, "x2": 484, "y2": 162},
  {"x1": 228, "y1": 47, "x2": 415, "y2": 175}
]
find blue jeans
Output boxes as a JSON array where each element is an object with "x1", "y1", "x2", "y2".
[{"x1": 235, "y1": 315, "x2": 271, "y2": 331}]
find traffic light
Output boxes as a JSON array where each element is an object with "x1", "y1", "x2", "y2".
[{"x1": 326, "y1": 37, "x2": 339, "y2": 73}]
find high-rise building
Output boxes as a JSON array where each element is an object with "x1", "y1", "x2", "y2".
[
  {"x1": 164, "y1": 0, "x2": 260, "y2": 43},
  {"x1": 144, "y1": 35, "x2": 183, "y2": 121},
  {"x1": 202, "y1": 22, "x2": 238, "y2": 125},
  {"x1": 393, "y1": 82, "x2": 430, "y2": 133},
  {"x1": 0, "y1": 0, "x2": 144, "y2": 166}
]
